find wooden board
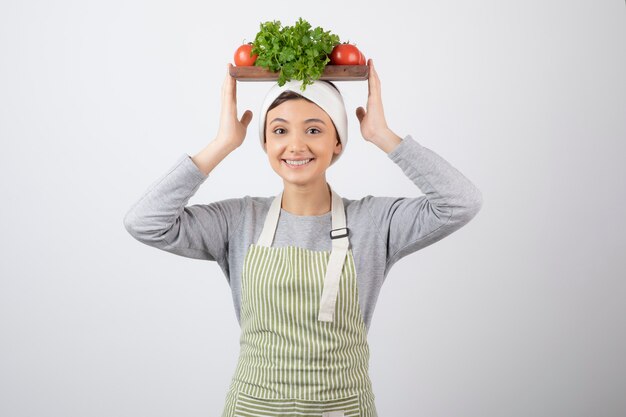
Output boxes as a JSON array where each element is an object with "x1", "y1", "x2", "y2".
[{"x1": 229, "y1": 65, "x2": 369, "y2": 81}]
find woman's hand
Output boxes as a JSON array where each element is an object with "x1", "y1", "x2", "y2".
[
  {"x1": 214, "y1": 63, "x2": 253, "y2": 150},
  {"x1": 355, "y1": 59, "x2": 398, "y2": 148}
]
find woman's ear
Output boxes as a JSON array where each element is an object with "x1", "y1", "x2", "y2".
[{"x1": 335, "y1": 141, "x2": 342, "y2": 154}]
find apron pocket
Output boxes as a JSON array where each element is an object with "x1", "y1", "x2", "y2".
[{"x1": 233, "y1": 391, "x2": 361, "y2": 417}]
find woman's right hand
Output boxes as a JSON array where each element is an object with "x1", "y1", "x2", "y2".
[{"x1": 214, "y1": 63, "x2": 253, "y2": 150}]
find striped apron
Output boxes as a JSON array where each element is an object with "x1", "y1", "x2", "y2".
[{"x1": 221, "y1": 186, "x2": 378, "y2": 417}]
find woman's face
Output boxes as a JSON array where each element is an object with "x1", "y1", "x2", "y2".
[{"x1": 265, "y1": 98, "x2": 342, "y2": 187}]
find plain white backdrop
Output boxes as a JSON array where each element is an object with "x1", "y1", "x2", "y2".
[{"x1": 1, "y1": 0, "x2": 625, "y2": 416}]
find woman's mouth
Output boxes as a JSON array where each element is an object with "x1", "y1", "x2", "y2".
[{"x1": 282, "y1": 158, "x2": 315, "y2": 169}]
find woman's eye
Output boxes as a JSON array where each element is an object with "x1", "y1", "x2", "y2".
[{"x1": 272, "y1": 128, "x2": 321, "y2": 134}]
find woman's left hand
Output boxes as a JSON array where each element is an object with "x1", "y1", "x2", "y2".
[{"x1": 355, "y1": 59, "x2": 393, "y2": 145}]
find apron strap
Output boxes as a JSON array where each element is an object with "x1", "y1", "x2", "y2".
[
  {"x1": 256, "y1": 185, "x2": 349, "y2": 323},
  {"x1": 317, "y1": 189, "x2": 348, "y2": 322},
  {"x1": 256, "y1": 190, "x2": 283, "y2": 247}
]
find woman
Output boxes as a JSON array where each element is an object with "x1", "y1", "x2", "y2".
[{"x1": 124, "y1": 58, "x2": 483, "y2": 416}]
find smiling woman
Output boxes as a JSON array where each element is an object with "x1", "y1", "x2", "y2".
[{"x1": 123, "y1": 60, "x2": 483, "y2": 417}]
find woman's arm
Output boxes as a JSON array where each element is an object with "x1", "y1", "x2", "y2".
[
  {"x1": 122, "y1": 140, "x2": 245, "y2": 262},
  {"x1": 363, "y1": 133, "x2": 483, "y2": 274},
  {"x1": 355, "y1": 59, "x2": 482, "y2": 274},
  {"x1": 123, "y1": 64, "x2": 253, "y2": 262}
]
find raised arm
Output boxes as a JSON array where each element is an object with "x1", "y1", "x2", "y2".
[
  {"x1": 355, "y1": 59, "x2": 482, "y2": 274},
  {"x1": 363, "y1": 134, "x2": 482, "y2": 274},
  {"x1": 123, "y1": 63, "x2": 254, "y2": 262}
]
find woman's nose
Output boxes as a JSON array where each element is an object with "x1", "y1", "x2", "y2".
[{"x1": 287, "y1": 134, "x2": 307, "y2": 150}]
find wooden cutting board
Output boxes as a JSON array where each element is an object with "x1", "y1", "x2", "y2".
[{"x1": 229, "y1": 64, "x2": 369, "y2": 81}]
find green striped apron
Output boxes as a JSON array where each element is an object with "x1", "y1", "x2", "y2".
[{"x1": 221, "y1": 186, "x2": 378, "y2": 417}]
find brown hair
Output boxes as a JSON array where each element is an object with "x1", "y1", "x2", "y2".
[{"x1": 263, "y1": 80, "x2": 341, "y2": 146}]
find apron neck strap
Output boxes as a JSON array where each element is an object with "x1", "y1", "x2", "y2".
[
  {"x1": 256, "y1": 185, "x2": 350, "y2": 323},
  {"x1": 257, "y1": 185, "x2": 348, "y2": 248}
]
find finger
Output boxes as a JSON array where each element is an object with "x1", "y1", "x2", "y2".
[
  {"x1": 367, "y1": 59, "x2": 381, "y2": 99},
  {"x1": 222, "y1": 63, "x2": 230, "y2": 97},
  {"x1": 228, "y1": 63, "x2": 236, "y2": 101},
  {"x1": 368, "y1": 59, "x2": 381, "y2": 97},
  {"x1": 220, "y1": 66, "x2": 229, "y2": 113},
  {"x1": 367, "y1": 59, "x2": 373, "y2": 97},
  {"x1": 355, "y1": 107, "x2": 365, "y2": 123},
  {"x1": 221, "y1": 64, "x2": 237, "y2": 119},
  {"x1": 222, "y1": 64, "x2": 229, "y2": 93},
  {"x1": 223, "y1": 64, "x2": 237, "y2": 112},
  {"x1": 369, "y1": 59, "x2": 379, "y2": 83},
  {"x1": 240, "y1": 110, "x2": 253, "y2": 127}
]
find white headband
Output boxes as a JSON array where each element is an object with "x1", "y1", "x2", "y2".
[{"x1": 258, "y1": 79, "x2": 348, "y2": 166}]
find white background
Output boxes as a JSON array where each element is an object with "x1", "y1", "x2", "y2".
[{"x1": 1, "y1": 0, "x2": 625, "y2": 416}]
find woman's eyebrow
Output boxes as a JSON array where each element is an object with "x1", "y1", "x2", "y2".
[{"x1": 270, "y1": 117, "x2": 326, "y2": 125}]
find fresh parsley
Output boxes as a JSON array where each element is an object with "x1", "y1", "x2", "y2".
[{"x1": 250, "y1": 18, "x2": 341, "y2": 91}]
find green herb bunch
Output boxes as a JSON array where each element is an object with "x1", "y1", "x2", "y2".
[{"x1": 250, "y1": 18, "x2": 341, "y2": 91}]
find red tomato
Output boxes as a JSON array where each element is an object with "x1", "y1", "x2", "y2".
[
  {"x1": 234, "y1": 43, "x2": 258, "y2": 66},
  {"x1": 329, "y1": 43, "x2": 362, "y2": 65},
  {"x1": 358, "y1": 50, "x2": 366, "y2": 65}
]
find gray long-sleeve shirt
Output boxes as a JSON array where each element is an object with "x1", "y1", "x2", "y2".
[{"x1": 123, "y1": 134, "x2": 483, "y2": 333}]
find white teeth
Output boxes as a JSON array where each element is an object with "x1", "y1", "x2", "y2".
[{"x1": 285, "y1": 159, "x2": 312, "y2": 166}]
